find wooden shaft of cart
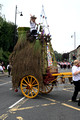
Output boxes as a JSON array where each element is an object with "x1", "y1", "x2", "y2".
[
  {"x1": 52, "y1": 72, "x2": 72, "y2": 77},
  {"x1": 50, "y1": 72, "x2": 72, "y2": 83}
]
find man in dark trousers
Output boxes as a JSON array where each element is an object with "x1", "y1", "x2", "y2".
[
  {"x1": 72, "y1": 60, "x2": 80, "y2": 102},
  {"x1": 7, "y1": 62, "x2": 12, "y2": 77}
]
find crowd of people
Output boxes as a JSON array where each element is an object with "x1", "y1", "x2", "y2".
[
  {"x1": 0, "y1": 61, "x2": 12, "y2": 77},
  {"x1": 58, "y1": 61, "x2": 71, "y2": 69}
]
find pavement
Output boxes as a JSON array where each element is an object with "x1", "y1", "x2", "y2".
[{"x1": 0, "y1": 72, "x2": 8, "y2": 77}]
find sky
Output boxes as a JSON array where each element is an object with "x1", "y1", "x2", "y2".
[{"x1": 0, "y1": 0, "x2": 80, "y2": 53}]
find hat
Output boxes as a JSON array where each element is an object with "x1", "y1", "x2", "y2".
[
  {"x1": 73, "y1": 60, "x2": 79, "y2": 65},
  {"x1": 31, "y1": 15, "x2": 37, "y2": 19}
]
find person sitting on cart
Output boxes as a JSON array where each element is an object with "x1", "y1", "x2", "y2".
[{"x1": 30, "y1": 15, "x2": 37, "y2": 36}]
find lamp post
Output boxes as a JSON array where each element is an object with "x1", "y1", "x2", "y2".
[
  {"x1": 14, "y1": 5, "x2": 23, "y2": 45},
  {"x1": 71, "y1": 32, "x2": 76, "y2": 50},
  {"x1": 71, "y1": 32, "x2": 76, "y2": 59}
]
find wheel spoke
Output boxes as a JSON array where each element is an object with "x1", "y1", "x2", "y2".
[
  {"x1": 22, "y1": 87, "x2": 27, "y2": 90},
  {"x1": 33, "y1": 87, "x2": 38, "y2": 90},
  {"x1": 27, "y1": 76, "x2": 30, "y2": 83},
  {"x1": 32, "y1": 80, "x2": 36, "y2": 84},
  {"x1": 22, "y1": 83, "x2": 27, "y2": 86},
  {"x1": 23, "y1": 78, "x2": 28, "y2": 85},
  {"x1": 32, "y1": 88, "x2": 37, "y2": 94},
  {"x1": 24, "y1": 89, "x2": 28, "y2": 93},
  {"x1": 44, "y1": 86, "x2": 46, "y2": 92},
  {"x1": 31, "y1": 90, "x2": 33, "y2": 96},
  {"x1": 32, "y1": 84, "x2": 38, "y2": 86},
  {"x1": 28, "y1": 89, "x2": 30, "y2": 96},
  {"x1": 30, "y1": 77, "x2": 32, "y2": 83},
  {"x1": 46, "y1": 86, "x2": 49, "y2": 90},
  {"x1": 40, "y1": 83, "x2": 53, "y2": 94}
]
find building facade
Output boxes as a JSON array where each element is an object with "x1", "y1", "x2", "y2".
[{"x1": 69, "y1": 45, "x2": 80, "y2": 62}]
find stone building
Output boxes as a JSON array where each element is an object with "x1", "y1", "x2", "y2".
[
  {"x1": 69, "y1": 45, "x2": 80, "y2": 62},
  {"x1": 77, "y1": 45, "x2": 80, "y2": 61}
]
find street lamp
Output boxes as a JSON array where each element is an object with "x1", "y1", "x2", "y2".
[
  {"x1": 71, "y1": 32, "x2": 76, "y2": 59},
  {"x1": 71, "y1": 32, "x2": 76, "y2": 50},
  {"x1": 14, "y1": 5, "x2": 23, "y2": 45}
]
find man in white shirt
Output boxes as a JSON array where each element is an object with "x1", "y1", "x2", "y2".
[{"x1": 72, "y1": 60, "x2": 80, "y2": 102}]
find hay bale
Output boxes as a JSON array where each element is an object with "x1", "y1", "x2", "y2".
[{"x1": 9, "y1": 31, "x2": 43, "y2": 89}]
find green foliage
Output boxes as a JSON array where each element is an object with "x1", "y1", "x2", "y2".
[
  {"x1": 0, "y1": 20, "x2": 15, "y2": 52},
  {"x1": 54, "y1": 50, "x2": 62, "y2": 61},
  {"x1": 18, "y1": 27, "x2": 30, "y2": 42},
  {"x1": 34, "y1": 40, "x2": 41, "y2": 51},
  {"x1": 18, "y1": 27, "x2": 30, "y2": 31},
  {"x1": 0, "y1": 48, "x2": 3, "y2": 61},
  {"x1": 0, "y1": 16, "x2": 16, "y2": 66},
  {"x1": 0, "y1": 48, "x2": 10, "y2": 66}
]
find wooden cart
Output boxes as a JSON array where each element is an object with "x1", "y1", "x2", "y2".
[
  {"x1": 20, "y1": 69, "x2": 72, "y2": 98},
  {"x1": 10, "y1": 8, "x2": 72, "y2": 98}
]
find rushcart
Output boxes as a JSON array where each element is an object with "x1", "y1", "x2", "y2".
[
  {"x1": 9, "y1": 26, "x2": 72, "y2": 98},
  {"x1": 9, "y1": 7, "x2": 72, "y2": 98}
]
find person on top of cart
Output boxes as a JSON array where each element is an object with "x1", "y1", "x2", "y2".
[
  {"x1": 72, "y1": 60, "x2": 80, "y2": 102},
  {"x1": 30, "y1": 15, "x2": 37, "y2": 36}
]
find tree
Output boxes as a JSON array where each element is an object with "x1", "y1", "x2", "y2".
[
  {"x1": 0, "y1": 20, "x2": 15, "y2": 52},
  {"x1": 54, "y1": 50, "x2": 62, "y2": 61},
  {"x1": 0, "y1": 16, "x2": 17, "y2": 66}
]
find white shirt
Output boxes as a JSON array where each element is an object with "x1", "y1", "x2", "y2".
[
  {"x1": 7, "y1": 65, "x2": 10, "y2": 69},
  {"x1": 30, "y1": 20, "x2": 37, "y2": 32},
  {"x1": 0, "y1": 65, "x2": 3, "y2": 71},
  {"x1": 72, "y1": 65, "x2": 80, "y2": 81}
]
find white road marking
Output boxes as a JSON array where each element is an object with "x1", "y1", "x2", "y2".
[
  {"x1": 9, "y1": 88, "x2": 13, "y2": 90},
  {"x1": 0, "y1": 81, "x2": 11, "y2": 86},
  {"x1": 9, "y1": 97, "x2": 25, "y2": 109}
]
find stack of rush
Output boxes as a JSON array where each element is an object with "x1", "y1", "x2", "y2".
[{"x1": 9, "y1": 30, "x2": 43, "y2": 89}]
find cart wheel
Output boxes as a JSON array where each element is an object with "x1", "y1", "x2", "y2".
[
  {"x1": 20, "y1": 75, "x2": 39, "y2": 98},
  {"x1": 40, "y1": 83, "x2": 53, "y2": 94}
]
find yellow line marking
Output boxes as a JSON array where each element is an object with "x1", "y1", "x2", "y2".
[
  {"x1": 63, "y1": 88, "x2": 73, "y2": 92},
  {"x1": 42, "y1": 103, "x2": 56, "y2": 106},
  {"x1": 10, "y1": 102, "x2": 56, "y2": 112},
  {"x1": 16, "y1": 116, "x2": 24, "y2": 120},
  {"x1": 0, "y1": 98, "x2": 28, "y2": 119},
  {"x1": 62, "y1": 103, "x2": 80, "y2": 111},
  {"x1": 11, "y1": 106, "x2": 34, "y2": 111},
  {"x1": 66, "y1": 88, "x2": 74, "y2": 90},
  {"x1": 0, "y1": 113, "x2": 8, "y2": 120},
  {"x1": 39, "y1": 95, "x2": 57, "y2": 102}
]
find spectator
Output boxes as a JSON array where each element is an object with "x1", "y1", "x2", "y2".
[
  {"x1": 67, "y1": 62, "x2": 71, "y2": 69},
  {"x1": 1, "y1": 61, "x2": 5, "y2": 70},
  {"x1": 0, "y1": 63, "x2": 4, "y2": 74},
  {"x1": 7, "y1": 62, "x2": 12, "y2": 77}
]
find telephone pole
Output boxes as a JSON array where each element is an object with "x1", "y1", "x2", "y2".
[{"x1": 74, "y1": 32, "x2": 76, "y2": 50}]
